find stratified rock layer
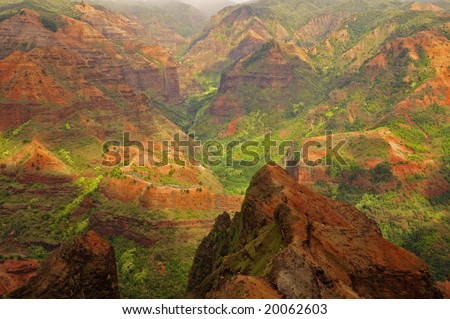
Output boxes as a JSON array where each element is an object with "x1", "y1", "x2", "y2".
[
  {"x1": 0, "y1": 6, "x2": 181, "y2": 130},
  {"x1": 187, "y1": 164, "x2": 442, "y2": 299}
]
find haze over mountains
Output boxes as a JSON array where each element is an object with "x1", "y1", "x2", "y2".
[
  {"x1": 0, "y1": 0, "x2": 448, "y2": 298},
  {"x1": 94, "y1": 0, "x2": 250, "y2": 17}
]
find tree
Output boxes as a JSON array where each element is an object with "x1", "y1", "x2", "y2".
[{"x1": 370, "y1": 162, "x2": 393, "y2": 183}]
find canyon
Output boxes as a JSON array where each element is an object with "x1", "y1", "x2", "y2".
[{"x1": 0, "y1": 0, "x2": 448, "y2": 299}]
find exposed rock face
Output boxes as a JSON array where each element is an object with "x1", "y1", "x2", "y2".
[
  {"x1": 186, "y1": 212, "x2": 231, "y2": 297},
  {"x1": 101, "y1": 176, "x2": 243, "y2": 212},
  {"x1": 8, "y1": 231, "x2": 119, "y2": 299},
  {"x1": 207, "y1": 40, "x2": 318, "y2": 126},
  {"x1": 218, "y1": 41, "x2": 295, "y2": 94},
  {"x1": 410, "y1": 3, "x2": 444, "y2": 12},
  {"x1": 187, "y1": 164, "x2": 442, "y2": 299},
  {"x1": 79, "y1": 2, "x2": 147, "y2": 43},
  {"x1": 206, "y1": 275, "x2": 282, "y2": 299},
  {"x1": 0, "y1": 259, "x2": 39, "y2": 296},
  {"x1": 436, "y1": 281, "x2": 450, "y2": 299},
  {"x1": 0, "y1": 6, "x2": 181, "y2": 130},
  {"x1": 89, "y1": 212, "x2": 216, "y2": 248}
]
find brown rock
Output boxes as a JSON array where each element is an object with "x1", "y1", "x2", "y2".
[
  {"x1": 0, "y1": 259, "x2": 39, "y2": 296},
  {"x1": 436, "y1": 281, "x2": 450, "y2": 299},
  {"x1": 206, "y1": 275, "x2": 282, "y2": 299},
  {"x1": 90, "y1": 212, "x2": 157, "y2": 248},
  {"x1": 8, "y1": 231, "x2": 119, "y2": 299},
  {"x1": 187, "y1": 164, "x2": 442, "y2": 299},
  {"x1": 102, "y1": 176, "x2": 243, "y2": 212}
]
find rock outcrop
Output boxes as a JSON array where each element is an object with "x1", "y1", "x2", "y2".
[
  {"x1": 218, "y1": 41, "x2": 296, "y2": 94},
  {"x1": 8, "y1": 231, "x2": 119, "y2": 299},
  {"x1": 436, "y1": 277, "x2": 450, "y2": 299},
  {"x1": 0, "y1": 259, "x2": 39, "y2": 296},
  {"x1": 206, "y1": 275, "x2": 282, "y2": 299},
  {"x1": 187, "y1": 164, "x2": 442, "y2": 299}
]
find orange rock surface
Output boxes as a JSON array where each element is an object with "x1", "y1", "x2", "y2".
[
  {"x1": 0, "y1": 259, "x2": 38, "y2": 296},
  {"x1": 187, "y1": 164, "x2": 442, "y2": 299}
]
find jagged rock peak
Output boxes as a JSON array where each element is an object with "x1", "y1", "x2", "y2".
[{"x1": 187, "y1": 164, "x2": 442, "y2": 299}]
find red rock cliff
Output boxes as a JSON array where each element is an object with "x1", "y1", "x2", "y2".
[{"x1": 187, "y1": 164, "x2": 442, "y2": 299}]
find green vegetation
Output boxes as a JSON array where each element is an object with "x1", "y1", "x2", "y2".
[
  {"x1": 39, "y1": 12, "x2": 65, "y2": 32},
  {"x1": 402, "y1": 217, "x2": 450, "y2": 281},
  {"x1": 0, "y1": 176, "x2": 80, "y2": 244},
  {"x1": 112, "y1": 228, "x2": 206, "y2": 298},
  {"x1": 390, "y1": 122, "x2": 428, "y2": 153},
  {"x1": 0, "y1": 0, "x2": 84, "y2": 20},
  {"x1": 29, "y1": 245, "x2": 49, "y2": 260},
  {"x1": 185, "y1": 86, "x2": 218, "y2": 126},
  {"x1": 0, "y1": 7, "x2": 16, "y2": 22},
  {"x1": 370, "y1": 162, "x2": 393, "y2": 183},
  {"x1": 59, "y1": 176, "x2": 102, "y2": 220},
  {"x1": 58, "y1": 149, "x2": 75, "y2": 167},
  {"x1": 226, "y1": 224, "x2": 284, "y2": 276}
]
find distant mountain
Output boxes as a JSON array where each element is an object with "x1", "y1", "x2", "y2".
[
  {"x1": 92, "y1": 0, "x2": 208, "y2": 39},
  {"x1": 181, "y1": 0, "x2": 237, "y2": 16}
]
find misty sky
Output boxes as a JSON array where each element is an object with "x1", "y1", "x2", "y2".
[
  {"x1": 94, "y1": 0, "x2": 254, "y2": 16},
  {"x1": 178, "y1": 0, "x2": 253, "y2": 15},
  {"x1": 182, "y1": 0, "x2": 251, "y2": 4}
]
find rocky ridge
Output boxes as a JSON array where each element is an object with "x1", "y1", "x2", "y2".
[{"x1": 187, "y1": 164, "x2": 442, "y2": 299}]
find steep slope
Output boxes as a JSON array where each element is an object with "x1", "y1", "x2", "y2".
[
  {"x1": 182, "y1": 0, "x2": 450, "y2": 105},
  {"x1": 1, "y1": 0, "x2": 449, "y2": 299},
  {"x1": 187, "y1": 164, "x2": 442, "y2": 299},
  {"x1": 180, "y1": 0, "x2": 407, "y2": 90},
  {"x1": 193, "y1": 40, "x2": 323, "y2": 137},
  {"x1": 0, "y1": 4, "x2": 182, "y2": 130},
  {"x1": 436, "y1": 279, "x2": 450, "y2": 298},
  {"x1": 7, "y1": 231, "x2": 119, "y2": 298}
]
